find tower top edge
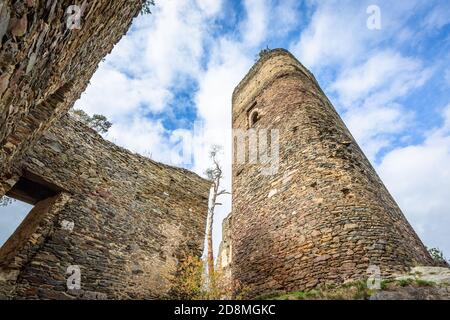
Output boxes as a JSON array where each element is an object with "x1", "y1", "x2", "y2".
[{"x1": 232, "y1": 48, "x2": 314, "y2": 101}]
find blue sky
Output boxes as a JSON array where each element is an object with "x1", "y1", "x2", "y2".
[{"x1": 1, "y1": 0, "x2": 450, "y2": 261}]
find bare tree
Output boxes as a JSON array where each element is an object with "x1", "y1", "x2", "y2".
[{"x1": 204, "y1": 145, "x2": 229, "y2": 289}]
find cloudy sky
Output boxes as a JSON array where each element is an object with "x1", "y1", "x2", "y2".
[{"x1": 1, "y1": 0, "x2": 450, "y2": 260}]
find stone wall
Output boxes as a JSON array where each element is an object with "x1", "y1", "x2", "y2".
[
  {"x1": 0, "y1": 115, "x2": 210, "y2": 299},
  {"x1": 230, "y1": 49, "x2": 434, "y2": 298},
  {"x1": 0, "y1": 0, "x2": 142, "y2": 182},
  {"x1": 216, "y1": 213, "x2": 232, "y2": 294}
]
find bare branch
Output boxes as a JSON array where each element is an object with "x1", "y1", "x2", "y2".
[{"x1": 204, "y1": 144, "x2": 228, "y2": 290}]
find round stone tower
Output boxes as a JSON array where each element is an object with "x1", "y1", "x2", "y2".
[{"x1": 231, "y1": 49, "x2": 433, "y2": 297}]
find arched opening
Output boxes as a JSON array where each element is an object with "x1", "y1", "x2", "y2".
[{"x1": 249, "y1": 110, "x2": 260, "y2": 127}]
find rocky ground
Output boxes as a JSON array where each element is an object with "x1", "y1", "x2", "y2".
[{"x1": 263, "y1": 266, "x2": 450, "y2": 300}]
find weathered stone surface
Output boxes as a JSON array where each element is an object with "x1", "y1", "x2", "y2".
[
  {"x1": 0, "y1": 116, "x2": 210, "y2": 299},
  {"x1": 369, "y1": 266, "x2": 450, "y2": 300},
  {"x1": 265, "y1": 267, "x2": 450, "y2": 300},
  {"x1": 0, "y1": 0, "x2": 143, "y2": 180},
  {"x1": 216, "y1": 213, "x2": 232, "y2": 296},
  {"x1": 229, "y1": 49, "x2": 435, "y2": 298},
  {"x1": 394, "y1": 266, "x2": 450, "y2": 285},
  {"x1": 370, "y1": 286, "x2": 450, "y2": 300}
]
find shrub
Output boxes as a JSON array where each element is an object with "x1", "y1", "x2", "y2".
[
  {"x1": 169, "y1": 255, "x2": 207, "y2": 300},
  {"x1": 428, "y1": 247, "x2": 449, "y2": 266},
  {"x1": 70, "y1": 109, "x2": 112, "y2": 134}
]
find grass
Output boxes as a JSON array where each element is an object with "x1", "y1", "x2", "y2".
[
  {"x1": 415, "y1": 279, "x2": 435, "y2": 287},
  {"x1": 398, "y1": 278, "x2": 414, "y2": 287},
  {"x1": 260, "y1": 278, "x2": 440, "y2": 300},
  {"x1": 262, "y1": 281, "x2": 369, "y2": 300}
]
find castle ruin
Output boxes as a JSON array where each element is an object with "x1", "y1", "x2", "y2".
[
  {"x1": 0, "y1": 1, "x2": 439, "y2": 300},
  {"x1": 226, "y1": 49, "x2": 434, "y2": 298},
  {"x1": 0, "y1": 1, "x2": 210, "y2": 299}
]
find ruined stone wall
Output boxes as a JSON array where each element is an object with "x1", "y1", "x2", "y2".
[
  {"x1": 0, "y1": 0, "x2": 142, "y2": 183},
  {"x1": 231, "y1": 49, "x2": 434, "y2": 298},
  {"x1": 0, "y1": 115, "x2": 210, "y2": 299},
  {"x1": 216, "y1": 213, "x2": 232, "y2": 293}
]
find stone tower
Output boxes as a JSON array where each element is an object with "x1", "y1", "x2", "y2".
[{"x1": 231, "y1": 49, "x2": 433, "y2": 297}]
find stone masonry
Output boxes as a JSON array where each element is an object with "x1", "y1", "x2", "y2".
[
  {"x1": 0, "y1": 0, "x2": 441, "y2": 300},
  {"x1": 0, "y1": 115, "x2": 210, "y2": 299},
  {"x1": 0, "y1": 0, "x2": 142, "y2": 186},
  {"x1": 216, "y1": 213, "x2": 232, "y2": 293},
  {"x1": 229, "y1": 49, "x2": 435, "y2": 298},
  {"x1": 0, "y1": 0, "x2": 213, "y2": 300}
]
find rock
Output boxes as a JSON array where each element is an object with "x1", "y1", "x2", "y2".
[
  {"x1": 314, "y1": 255, "x2": 331, "y2": 262},
  {"x1": 0, "y1": 70, "x2": 12, "y2": 97},
  {"x1": 9, "y1": 14, "x2": 27, "y2": 37},
  {"x1": 26, "y1": 52, "x2": 37, "y2": 74},
  {"x1": 0, "y1": 3, "x2": 10, "y2": 43},
  {"x1": 268, "y1": 188, "x2": 277, "y2": 198},
  {"x1": 370, "y1": 286, "x2": 450, "y2": 300},
  {"x1": 344, "y1": 223, "x2": 358, "y2": 230},
  {"x1": 131, "y1": 264, "x2": 144, "y2": 275},
  {"x1": 396, "y1": 266, "x2": 450, "y2": 285}
]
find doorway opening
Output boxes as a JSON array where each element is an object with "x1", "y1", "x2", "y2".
[{"x1": 0, "y1": 172, "x2": 62, "y2": 253}]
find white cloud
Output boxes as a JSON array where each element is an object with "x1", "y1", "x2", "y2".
[
  {"x1": 106, "y1": 117, "x2": 175, "y2": 165},
  {"x1": 331, "y1": 50, "x2": 431, "y2": 107},
  {"x1": 290, "y1": 0, "x2": 427, "y2": 70},
  {"x1": 271, "y1": 0, "x2": 300, "y2": 36},
  {"x1": 191, "y1": 40, "x2": 255, "y2": 256},
  {"x1": 330, "y1": 50, "x2": 433, "y2": 160},
  {"x1": 378, "y1": 104, "x2": 450, "y2": 255},
  {"x1": 196, "y1": 0, "x2": 222, "y2": 17},
  {"x1": 344, "y1": 104, "x2": 413, "y2": 161},
  {"x1": 78, "y1": 64, "x2": 172, "y2": 119},
  {"x1": 239, "y1": 0, "x2": 270, "y2": 48},
  {"x1": 75, "y1": 0, "x2": 219, "y2": 120},
  {"x1": 143, "y1": 0, "x2": 206, "y2": 84},
  {"x1": 290, "y1": 3, "x2": 366, "y2": 69},
  {"x1": 73, "y1": 0, "x2": 228, "y2": 186}
]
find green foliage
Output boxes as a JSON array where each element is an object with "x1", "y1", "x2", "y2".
[
  {"x1": 266, "y1": 281, "x2": 369, "y2": 300},
  {"x1": 415, "y1": 279, "x2": 434, "y2": 287},
  {"x1": 168, "y1": 255, "x2": 237, "y2": 300},
  {"x1": 141, "y1": 0, "x2": 155, "y2": 14},
  {"x1": 380, "y1": 279, "x2": 393, "y2": 290},
  {"x1": 256, "y1": 46, "x2": 271, "y2": 61},
  {"x1": 428, "y1": 247, "x2": 448, "y2": 265},
  {"x1": 169, "y1": 255, "x2": 207, "y2": 300},
  {"x1": 398, "y1": 278, "x2": 414, "y2": 287},
  {"x1": 265, "y1": 277, "x2": 441, "y2": 300},
  {"x1": 71, "y1": 109, "x2": 112, "y2": 134},
  {"x1": 0, "y1": 196, "x2": 16, "y2": 207},
  {"x1": 90, "y1": 114, "x2": 112, "y2": 134}
]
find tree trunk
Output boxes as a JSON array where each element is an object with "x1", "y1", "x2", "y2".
[
  {"x1": 207, "y1": 180, "x2": 218, "y2": 290},
  {"x1": 207, "y1": 208, "x2": 215, "y2": 288}
]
